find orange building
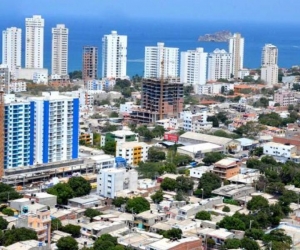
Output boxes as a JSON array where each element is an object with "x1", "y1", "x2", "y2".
[{"x1": 213, "y1": 158, "x2": 240, "y2": 180}]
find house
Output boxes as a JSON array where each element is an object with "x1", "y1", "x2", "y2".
[
  {"x1": 146, "y1": 237, "x2": 202, "y2": 250},
  {"x1": 212, "y1": 184, "x2": 255, "y2": 199},
  {"x1": 213, "y1": 158, "x2": 241, "y2": 180},
  {"x1": 177, "y1": 143, "x2": 223, "y2": 159}
]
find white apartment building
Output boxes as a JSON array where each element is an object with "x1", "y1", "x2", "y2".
[
  {"x1": 15, "y1": 68, "x2": 48, "y2": 83},
  {"x1": 116, "y1": 142, "x2": 149, "y2": 166},
  {"x1": 102, "y1": 31, "x2": 127, "y2": 79},
  {"x1": 180, "y1": 110, "x2": 212, "y2": 132},
  {"x1": 180, "y1": 48, "x2": 207, "y2": 91},
  {"x1": 207, "y1": 49, "x2": 232, "y2": 81},
  {"x1": 28, "y1": 92, "x2": 79, "y2": 165},
  {"x1": 238, "y1": 69, "x2": 250, "y2": 79},
  {"x1": 25, "y1": 15, "x2": 44, "y2": 69},
  {"x1": 197, "y1": 83, "x2": 234, "y2": 95},
  {"x1": 274, "y1": 91, "x2": 297, "y2": 106},
  {"x1": 71, "y1": 89, "x2": 94, "y2": 107},
  {"x1": 8, "y1": 81, "x2": 27, "y2": 93},
  {"x1": 263, "y1": 142, "x2": 296, "y2": 162},
  {"x1": 144, "y1": 42, "x2": 179, "y2": 79},
  {"x1": 156, "y1": 118, "x2": 181, "y2": 130},
  {"x1": 2, "y1": 27, "x2": 22, "y2": 74},
  {"x1": 120, "y1": 102, "x2": 134, "y2": 114},
  {"x1": 97, "y1": 168, "x2": 138, "y2": 198},
  {"x1": 229, "y1": 33, "x2": 244, "y2": 78},
  {"x1": 261, "y1": 44, "x2": 278, "y2": 86},
  {"x1": 52, "y1": 24, "x2": 68, "y2": 76}
]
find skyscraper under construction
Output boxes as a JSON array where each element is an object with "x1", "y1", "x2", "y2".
[{"x1": 131, "y1": 79, "x2": 183, "y2": 124}]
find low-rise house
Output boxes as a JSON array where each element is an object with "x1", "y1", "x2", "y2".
[
  {"x1": 212, "y1": 184, "x2": 255, "y2": 200},
  {"x1": 213, "y1": 158, "x2": 241, "y2": 180},
  {"x1": 133, "y1": 211, "x2": 167, "y2": 230},
  {"x1": 197, "y1": 228, "x2": 234, "y2": 247},
  {"x1": 263, "y1": 141, "x2": 297, "y2": 162},
  {"x1": 23, "y1": 192, "x2": 57, "y2": 208},
  {"x1": 1, "y1": 240, "x2": 51, "y2": 250},
  {"x1": 177, "y1": 197, "x2": 223, "y2": 220},
  {"x1": 190, "y1": 166, "x2": 214, "y2": 179},
  {"x1": 68, "y1": 195, "x2": 106, "y2": 209},
  {"x1": 177, "y1": 143, "x2": 223, "y2": 159},
  {"x1": 146, "y1": 236, "x2": 202, "y2": 250}
]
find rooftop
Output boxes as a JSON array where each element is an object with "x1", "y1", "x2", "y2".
[
  {"x1": 117, "y1": 141, "x2": 149, "y2": 149},
  {"x1": 214, "y1": 158, "x2": 240, "y2": 167},
  {"x1": 178, "y1": 143, "x2": 223, "y2": 153},
  {"x1": 68, "y1": 195, "x2": 102, "y2": 205},
  {"x1": 109, "y1": 130, "x2": 137, "y2": 137},
  {"x1": 147, "y1": 237, "x2": 201, "y2": 250},
  {"x1": 180, "y1": 132, "x2": 235, "y2": 145}
]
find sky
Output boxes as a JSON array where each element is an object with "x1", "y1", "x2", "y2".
[{"x1": 1, "y1": 0, "x2": 300, "y2": 23}]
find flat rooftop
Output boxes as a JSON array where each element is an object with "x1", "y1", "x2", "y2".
[{"x1": 178, "y1": 143, "x2": 223, "y2": 153}]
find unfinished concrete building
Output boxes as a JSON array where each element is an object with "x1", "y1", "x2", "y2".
[
  {"x1": 82, "y1": 46, "x2": 98, "y2": 81},
  {"x1": 131, "y1": 79, "x2": 183, "y2": 123}
]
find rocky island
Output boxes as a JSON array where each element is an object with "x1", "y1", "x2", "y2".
[{"x1": 198, "y1": 30, "x2": 232, "y2": 42}]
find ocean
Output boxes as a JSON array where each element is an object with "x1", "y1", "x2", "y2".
[{"x1": 1, "y1": 17, "x2": 300, "y2": 77}]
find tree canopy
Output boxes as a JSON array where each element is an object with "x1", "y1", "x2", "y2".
[
  {"x1": 68, "y1": 176, "x2": 91, "y2": 197},
  {"x1": 202, "y1": 152, "x2": 226, "y2": 165},
  {"x1": 150, "y1": 190, "x2": 164, "y2": 203},
  {"x1": 195, "y1": 172, "x2": 222, "y2": 198},
  {"x1": 61, "y1": 224, "x2": 81, "y2": 238},
  {"x1": 84, "y1": 208, "x2": 103, "y2": 220},
  {"x1": 125, "y1": 197, "x2": 150, "y2": 214},
  {"x1": 162, "y1": 228, "x2": 182, "y2": 239},
  {"x1": 47, "y1": 183, "x2": 74, "y2": 205},
  {"x1": 148, "y1": 147, "x2": 166, "y2": 162},
  {"x1": 195, "y1": 211, "x2": 211, "y2": 221},
  {"x1": 0, "y1": 227, "x2": 37, "y2": 246},
  {"x1": 57, "y1": 236, "x2": 79, "y2": 250}
]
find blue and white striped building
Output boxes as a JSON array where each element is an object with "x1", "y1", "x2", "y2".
[{"x1": 4, "y1": 92, "x2": 79, "y2": 169}]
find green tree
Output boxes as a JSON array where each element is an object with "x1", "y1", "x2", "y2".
[
  {"x1": 218, "y1": 216, "x2": 246, "y2": 231},
  {"x1": 151, "y1": 190, "x2": 164, "y2": 203},
  {"x1": 94, "y1": 240, "x2": 114, "y2": 250},
  {"x1": 0, "y1": 183, "x2": 22, "y2": 203},
  {"x1": 247, "y1": 195, "x2": 269, "y2": 211},
  {"x1": 136, "y1": 162, "x2": 162, "y2": 179},
  {"x1": 176, "y1": 176, "x2": 194, "y2": 193},
  {"x1": 162, "y1": 228, "x2": 182, "y2": 239},
  {"x1": 148, "y1": 147, "x2": 166, "y2": 162},
  {"x1": 84, "y1": 208, "x2": 103, "y2": 221},
  {"x1": 47, "y1": 183, "x2": 74, "y2": 205},
  {"x1": 112, "y1": 197, "x2": 128, "y2": 207},
  {"x1": 2, "y1": 227, "x2": 37, "y2": 246},
  {"x1": 97, "y1": 234, "x2": 118, "y2": 245},
  {"x1": 61, "y1": 224, "x2": 81, "y2": 238},
  {"x1": 152, "y1": 125, "x2": 165, "y2": 138},
  {"x1": 51, "y1": 218, "x2": 63, "y2": 232},
  {"x1": 68, "y1": 176, "x2": 91, "y2": 197},
  {"x1": 263, "y1": 229, "x2": 292, "y2": 250},
  {"x1": 245, "y1": 228, "x2": 264, "y2": 240},
  {"x1": 160, "y1": 178, "x2": 177, "y2": 191},
  {"x1": 0, "y1": 217, "x2": 8, "y2": 230},
  {"x1": 224, "y1": 238, "x2": 241, "y2": 249},
  {"x1": 207, "y1": 116, "x2": 219, "y2": 127},
  {"x1": 195, "y1": 172, "x2": 222, "y2": 198},
  {"x1": 2, "y1": 208, "x2": 14, "y2": 216},
  {"x1": 110, "y1": 111, "x2": 119, "y2": 118},
  {"x1": 202, "y1": 152, "x2": 226, "y2": 165},
  {"x1": 240, "y1": 237, "x2": 260, "y2": 250},
  {"x1": 69, "y1": 70, "x2": 82, "y2": 80},
  {"x1": 102, "y1": 140, "x2": 116, "y2": 155},
  {"x1": 222, "y1": 206, "x2": 230, "y2": 212},
  {"x1": 252, "y1": 147, "x2": 263, "y2": 157},
  {"x1": 126, "y1": 197, "x2": 150, "y2": 214},
  {"x1": 57, "y1": 236, "x2": 79, "y2": 250},
  {"x1": 195, "y1": 211, "x2": 211, "y2": 220},
  {"x1": 234, "y1": 121, "x2": 265, "y2": 138}
]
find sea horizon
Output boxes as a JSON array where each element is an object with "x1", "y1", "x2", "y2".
[{"x1": 1, "y1": 17, "x2": 300, "y2": 77}]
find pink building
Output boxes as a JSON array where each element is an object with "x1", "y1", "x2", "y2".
[{"x1": 274, "y1": 91, "x2": 297, "y2": 106}]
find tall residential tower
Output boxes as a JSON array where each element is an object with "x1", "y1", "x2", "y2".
[
  {"x1": 261, "y1": 44, "x2": 278, "y2": 86},
  {"x1": 180, "y1": 47, "x2": 207, "y2": 93},
  {"x1": 144, "y1": 42, "x2": 179, "y2": 79},
  {"x1": 25, "y1": 15, "x2": 44, "y2": 69},
  {"x1": 2, "y1": 27, "x2": 22, "y2": 73},
  {"x1": 207, "y1": 49, "x2": 232, "y2": 81},
  {"x1": 51, "y1": 24, "x2": 68, "y2": 76},
  {"x1": 102, "y1": 31, "x2": 127, "y2": 79},
  {"x1": 82, "y1": 46, "x2": 98, "y2": 80},
  {"x1": 228, "y1": 33, "x2": 244, "y2": 78}
]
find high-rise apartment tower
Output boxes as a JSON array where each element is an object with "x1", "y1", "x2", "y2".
[
  {"x1": 228, "y1": 33, "x2": 244, "y2": 78},
  {"x1": 82, "y1": 46, "x2": 98, "y2": 80},
  {"x1": 25, "y1": 15, "x2": 44, "y2": 68}
]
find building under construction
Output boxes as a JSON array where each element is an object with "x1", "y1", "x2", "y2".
[
  {"x1": 82, "y1": 46, "x2": 98, "y2": 81},
  {"x1": 131, "y1": 79, "x2": 183, "y2": 124}
]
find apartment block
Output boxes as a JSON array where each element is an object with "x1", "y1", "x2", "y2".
[
  {"x1": 82, "y1": 46, "x2": 98, "y2": 80},
  {"x1": 102, "y1": 31, "x2": 127, "y2": 79},
  {"x1": 130, "y1": 79, "x2": 184, "y2": 123},
  {"x1": 180, "y1": 48, "x2": 207, "y2": 91},
  {"x1": 144, "y1": 42, "x2": 179, "y2": 78},
  {"x1": 97, "y1": 167, "x2": 138, "y2": 198},
  {"x1": 2, "y1": 27, "x2": 22, "y2": 74},
  {"x1": 180, "y1": 110, "x2": 212, "y2": 132},
  {"x1": 8, "y1": 81, "x2": 27, "y2": 92},
  {"x1": 207, "y1": 49, "x2": 232, "y2": 81},
  {"x1": 229, "y1": 33, "x2": 244, "y2": 78},
  {"x1": 25, "y1": 15, "x2": 44, "y2": 69},
  {"x1": 116, "y1": 141, "x2": 149, "y2": 166},
  {"x1": 28, "y1": 92, "x2": 79, "y2": 165},
  {"x1": 4, "y1": 95, "x2": 31, "y2": 169},
  {"x1": 263, "y1": 142, "x2": 297, "y2": 162},
  {"x1": 261, "y1": 44, "x2": 278, "y2": 86},
  {"x1": 274, "y1": 91, "x2": 297, "y2": 106},
  {"x1": 52, "y1": 24, "x2": 68, "y2": 76}
]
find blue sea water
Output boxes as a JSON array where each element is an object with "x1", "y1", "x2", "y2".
[{"x1": 1, "y1": 17, "x2": 300, "y2": 77}]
